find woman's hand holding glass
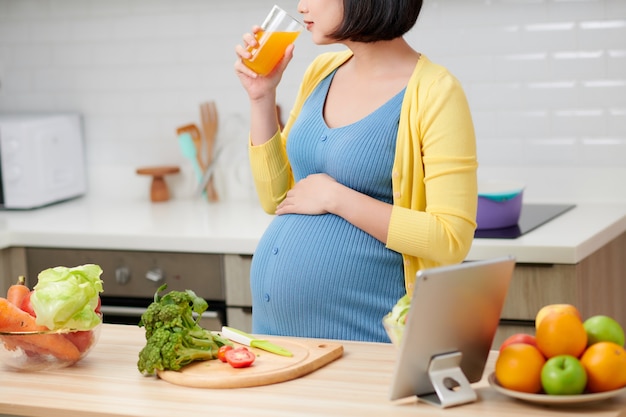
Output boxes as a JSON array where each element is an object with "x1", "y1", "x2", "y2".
[{"x1": 234, "y1": 25, "x2": 296, "y2": 101}]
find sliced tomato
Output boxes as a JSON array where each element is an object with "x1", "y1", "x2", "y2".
[
  {"x1": 225, "y1": 347, "x2": 256, "y2": 368},
  {"x1": 95, "y1": 296, "x2": 101, "y2": 315},
  {"x1": 64, "y1": 330, "x2": 95, "y2": 353},
  {"x1": 217, "y1": 345, "x2": 233, "y2": 363}
]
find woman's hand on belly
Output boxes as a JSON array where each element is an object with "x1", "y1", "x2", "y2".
[
  {"x1": 275, "y1": 173, "x2": 339, "y2": 216},
  {"x1": 276, "y1": 173, "x2": 392, "y2": 245}
]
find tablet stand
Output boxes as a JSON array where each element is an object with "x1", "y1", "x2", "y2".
[{"x1": 418, "y1": 351, "x2": 477, "y2": 408}]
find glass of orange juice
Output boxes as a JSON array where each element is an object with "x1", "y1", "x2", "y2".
[{"x1": 243, "y1": 5, "x2": 304, "y2": 76}]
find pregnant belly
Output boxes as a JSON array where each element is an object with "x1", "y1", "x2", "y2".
[
  {"x1": 250, "y1": 212, "x2": 404, "y2": 338},
  {"x1": 254, "y1": 213, "x2": 398, "y2": 285}
]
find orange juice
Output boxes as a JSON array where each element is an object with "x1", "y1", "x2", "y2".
[{"x1": 243, "y1": 30, "x2": 300, "y2": 76}]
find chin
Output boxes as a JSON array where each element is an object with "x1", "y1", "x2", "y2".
[{"x1": 312, "y1": 35, "x2": 336, "y2": 46}]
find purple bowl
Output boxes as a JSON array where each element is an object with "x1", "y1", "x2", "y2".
[{"x1": 476, "y1": 191, "x2": 523, "y2": 230}]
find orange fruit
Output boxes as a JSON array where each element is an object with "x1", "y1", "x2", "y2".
[
  {"x1": 535, "y1": 304, "x2": 581, "y2": 329},
  {"x1": 580, "y1": 342, "x2": 626, "y2": 393},
  {"x1": 536, "y1": 310, "x2": 587, "y2": 358},
  {"x1": 495, "y1": 343, "x2": 546, "y2": 393}
]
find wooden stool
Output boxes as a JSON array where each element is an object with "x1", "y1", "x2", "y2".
[{"x1": 136, "y1": 166, "x2": 180, "y2": 202}]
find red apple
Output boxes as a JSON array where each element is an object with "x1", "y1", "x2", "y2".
[
  {"x1": 535, "y1": 304, "x2": 581, "y2": 329},
  {"x1": 499, "y1": 333, "x2": 537, "y2": 352}
]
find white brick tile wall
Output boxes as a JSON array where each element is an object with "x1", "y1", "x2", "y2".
[{"x1": 0, "y1": 0, "x2": 624, "y2": 203}]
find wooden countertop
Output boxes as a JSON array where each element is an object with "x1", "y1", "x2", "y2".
[{"x1": 1, "y1": 324, "x2": 625, "y2": 417}]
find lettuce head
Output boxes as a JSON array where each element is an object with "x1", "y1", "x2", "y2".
[
  {"x1": 31, "y1": 264, "x2": 104, "y2": 331},
  {"x1": 388, "y1": 294, "x2": 411, "y2": 325}
]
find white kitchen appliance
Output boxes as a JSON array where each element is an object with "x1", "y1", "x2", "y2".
[{"x1": 0, "y1": 113, "x2": 87, "y2": 209}]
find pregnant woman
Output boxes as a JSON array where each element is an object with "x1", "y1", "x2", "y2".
[{"x1": 234, "y1": 0, "x2": 478, "y2": 342}]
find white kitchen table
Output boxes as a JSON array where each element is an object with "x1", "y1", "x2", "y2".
[{"x1": 0, "y1": 196, "x2": 623, "y2": 264}]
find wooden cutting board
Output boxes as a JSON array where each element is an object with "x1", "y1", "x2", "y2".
[{"x1": 157, "y1": 337, "x2": 343, "y2": 388}]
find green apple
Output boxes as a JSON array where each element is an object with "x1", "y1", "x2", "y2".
[
  {"x1": 583, "y1": 315, "x2": 625, "y2": 347},
  {"x1": 540, "y1": 355, "x2": 587, "y2": 395}
]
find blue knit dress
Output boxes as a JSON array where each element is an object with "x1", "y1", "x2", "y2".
[{"x1": 250, "y1": 70, "x2": 406, "y2": 342}]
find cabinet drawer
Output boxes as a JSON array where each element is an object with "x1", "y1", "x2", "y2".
[
  {"x1": 224, "y1": 254, "x2": 253, "y2": 307},
  {"x1": 501, "y1": 263, "x2": 577, "y2": 321}
]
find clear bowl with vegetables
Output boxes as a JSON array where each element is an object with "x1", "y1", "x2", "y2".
[
  {"x1": 0, "y1": 320, "x2": 102, "y2": 371},
  {"x1": 0, "y1": 264, "x2": 104, "y2": 371},
  {"x1": 383, "y1": 294, "x2": 411, "y2": 347}
]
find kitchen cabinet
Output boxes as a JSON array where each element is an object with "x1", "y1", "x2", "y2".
[
  {"x1": 224, "y1": 254, "x2": 254, "y2": 331},
  {"x1": 0, "y1": 247, "x2": 27, "y2": 296},
  {"x1": 221, "y1": 232, "x2": 626, "y2": 347},
  {"x1": 493, "y1": 231, "x2": 626, "y2": 346},
  {"x1": 10, "y1": 231, "x2": 624, "y2": 347},
  {"x1": 2, "y1": 246, "x2": 254, "y2": 332}
]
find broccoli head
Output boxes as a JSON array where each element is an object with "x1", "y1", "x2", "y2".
[
  {"x1": 139, "y1": 284, "x2": 208, "y2": 339},
  {"x1": 138, "y1": 327, "x2": 221, "y2": 374},
  {"x1": 137, "y1": 284, "x2": 232, "y2": 375}
]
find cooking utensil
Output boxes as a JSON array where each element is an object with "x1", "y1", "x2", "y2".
[
  {"x1": 200, "y1": 101, "x2": 219, "y2": 202},
  {"x1": 195, "y1": 146, "x2": 223, "y2": 197},
  {"x1": 176, "y1": 124, "x2": 205, "y2": 171},
  {"x1": 178, "y1": 132, "x2": 204, "y2": 191},
  {"x1": 221, "y1": 326, "x2": 293, "y2": 357}
]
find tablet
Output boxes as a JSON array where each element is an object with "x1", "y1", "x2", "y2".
[{"x1": 388, "y1": 256, "x2": 516, "y2": 408}]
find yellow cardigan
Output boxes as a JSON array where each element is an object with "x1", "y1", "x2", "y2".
[{"x1": 249, "y1": 50, "x2": 478, "y2": 296}]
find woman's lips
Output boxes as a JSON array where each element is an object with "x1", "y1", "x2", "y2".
[{"x1": 304, "y1": 21, "x2": 313, "y2": 30}]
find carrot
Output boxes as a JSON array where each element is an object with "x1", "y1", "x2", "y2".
[
  {"x1": 0, "y1": 297, "x2": 45, "y2": 332},
  {"x1": 0, "y1": 297, "x2": 81, "y2": 362},
  {"x1": 7, "y1": 275, "x2": 30, "y2": 307}
]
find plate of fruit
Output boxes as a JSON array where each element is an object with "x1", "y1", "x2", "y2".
[
  {"x1": 492, "y1": 304, "x2": 626, "y2": 405},
  {"x1": 488, "y1": 373, "x2": 626, "y2": 405}
]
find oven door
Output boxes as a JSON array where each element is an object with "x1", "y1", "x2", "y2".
[{"x1": 25, "y1": 248, "x2": 227, "y2": 332}]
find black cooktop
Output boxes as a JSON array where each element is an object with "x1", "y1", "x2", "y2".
[{"x1": 474, "y1": 203, "x2": 576, "y2": 239}]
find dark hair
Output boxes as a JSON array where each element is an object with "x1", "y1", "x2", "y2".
[{"x1": 329, "y1": 0, "x2": 423, "y2": 43}]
